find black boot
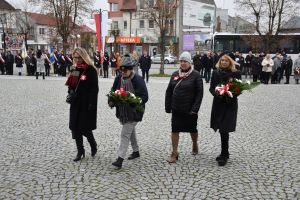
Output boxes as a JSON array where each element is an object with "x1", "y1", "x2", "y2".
[
  {"x1": 217, "y1": 132, "x2": 229, "y2": 166},
  {"x1": 73, "y1": 136, "x2": 85, "y2": 162},
  {"x1": 18, "y1": 72, "x2": 21, "y2": 76},
  {"x1": 36, "y1": 72, "x2": 39, "y2": 79},
  {"x1": 42, "y1": 72, "x2": 45, "y2": 80},
  {"x1": 128, "y1": 151, "x2": 140, "y2": 160},
  {"x1": 86, "y1": 131, "x2": 97, "y2": 157},
  {"x1": 112, "y1": 157, "x2": 124, "y2": 169}
]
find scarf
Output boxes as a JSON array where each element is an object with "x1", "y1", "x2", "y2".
[
  {"x1": 118, "y1": 72, "x2": 136, "y2": 124},
  {"x1": 178, "y1": 67, "x2": 193, "y2": 79}
]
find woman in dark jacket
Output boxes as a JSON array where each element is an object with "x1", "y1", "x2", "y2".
[
  {"x1": 165, "y1": 52, "x2": 203, "y2": 163},
  {"x1": 65, "y1": 47, "x2": 99, "y2": 162},
  {"x1": 284, "y1": 56, "x2": 293, "y2": 84},
  {"x1": 15, "y1": 52, "x2": 24, "y2": 76},
  {"x1": 108, "y1": 54, "x2": 148, "y2": 169},
  {"x1": 210, "y1": 55, "x2": 241, "y2": 166},
  {"x1": 103, "y1": 52, "x2": 110, "y2": 78},
  {"x1": 251, "y1": 54, "x2": 261, "y2": 82}
]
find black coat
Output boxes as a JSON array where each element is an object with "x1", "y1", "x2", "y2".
[
  {"x1": 209, "y1": 69, "x2": 241, "y2": 133},
  {"x1": 69, "y1": 66, "x2": 99, "y2": 133},
  {"x1": 165, "y1": 70, "x2": 203, "y2": 114},
  {"x1": 192, "y1": 55, "x2": 202, "y2": 71},
  {"x1": 251, "y1": 56, "x2": 261, "y2": 75},
  {"x1": 112, "y1": 74, "x2": 148, "y2": 122},
  {"x1": 139, "y1": 55, "x2": 151, "y2": 71}
]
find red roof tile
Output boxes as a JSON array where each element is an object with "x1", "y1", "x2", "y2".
[{"x1": 26, "y1": 12, "x2": 57, "y2": 26}]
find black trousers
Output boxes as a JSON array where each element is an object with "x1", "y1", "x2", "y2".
[
  {"x1": 142, "y1": 69, "x2": 149, "y2": 82},
  {"x1": 103, "y1": 66, "x2": 109, "y2": 78},
  {"x1": 220, "y1": 132, "x2": 229, "y2": 156},
  {"x1": 253, "y1": 74, "x2": 258, "y2": 82},
  {"x1": 0, "y1": 64, "x2": 5, "y2": 74},
  {"x1": 204, "y1": 68, "x2": 211, "y2": 83}
]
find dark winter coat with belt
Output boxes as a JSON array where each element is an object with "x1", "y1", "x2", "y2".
[
  {"x1": 139, "y1": 55, "x2": 151, "y2": 71},
  {"x1": 69, "y1": 66, "x2": 99, "y2": 133},
  {"x1": 111, "y1": 74, "x2": 148, "y2": 122},
  {"x1": 209, "y1": 69, "x2": 241, "y2": 133},
  {"x1": 165, "y1": 70, "x2": 203, "y2": 114},
  {"x1": 15, "y1": 55, "x2": 23, "y2": 68},
  {"x1": 251, "y1": 56, "x2": 261, "y2": 75}
]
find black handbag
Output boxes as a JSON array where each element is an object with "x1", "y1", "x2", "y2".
[{"x1": 66, "y1": 70, "x2": 85, "y2": 104}]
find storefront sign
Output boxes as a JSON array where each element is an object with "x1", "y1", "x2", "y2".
[{"x1": 116, "y1": 37, "x2": 141, "y2": 43}]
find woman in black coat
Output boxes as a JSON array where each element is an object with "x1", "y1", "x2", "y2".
[
  {"x1": 210, "y1": 55, "x2": 241, "y2": 166},
  {"x1": 165, "y1": 52, "x2": 203, "y2": 163},
  {"x1": 65, "y1": 47, "x2": 99, "y2": 162},
  {"x1": 251, "y1": 54, "x2": 261, "y2": 82}
]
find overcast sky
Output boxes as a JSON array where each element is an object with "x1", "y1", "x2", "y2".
[{"x1": 7, "y1": 0, "x2": 235, "y2": 16}]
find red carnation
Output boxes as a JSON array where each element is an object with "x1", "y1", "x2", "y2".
[
  {"x1": 235, "y1": 87, "x2": 240, "y2": 93},
  {"x1": 228, "y1": 82, "x2": 233, "y2": 87},
  {"x1": 120, "y1": 87, "x2": 127, "y2": 97}
]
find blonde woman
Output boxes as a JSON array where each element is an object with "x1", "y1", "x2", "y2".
[
  {"x1": 261, "y1": 54, "x2": 274, "y2": 84},
  {"x1": 65, "y1": 47, "x2": 99, "y2": 162},
  {"x1": 209, "y1": 54, "x2": 241, "y2": 166}
]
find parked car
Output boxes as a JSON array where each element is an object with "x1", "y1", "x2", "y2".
[{"x1": 151, "y1": 54, "x2": 178, "y2": 64}]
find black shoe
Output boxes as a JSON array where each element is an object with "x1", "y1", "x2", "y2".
[
  {"x1": 217, "y1": 156, "x2": 229, "y2": 166},
  {"x1": 128, "y1": 151, "x2": 140, "y2": 160},
  {"x1": 91, "y1": 147, "x2": 97, "y2": 157},
  {"x1": 216, "y1": 154, "x2": 229, "y2": 161},
  {"x1": 112, "y1": 157, "x2": 124, "y2": 169},
  {"x1": 73, "y1": 149, "x2": 85, "y2": 162}
]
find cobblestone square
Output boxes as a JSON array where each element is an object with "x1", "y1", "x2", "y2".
[{"x1": 0, "y1": 75, "x2": 299, "y2": 199}]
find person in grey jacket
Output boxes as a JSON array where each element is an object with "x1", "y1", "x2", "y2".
[
  {"x1": 293, "y1": 54, "x2": 300, "y2": 84},
  {"x1": 271, "y1": 55, "x2": 282, "y2": 84},
  {"x1": 109, "y1": 54, "x2": 148, "y2": 169}
]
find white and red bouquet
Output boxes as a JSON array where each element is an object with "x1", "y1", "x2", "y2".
[
  {"x1": 107, "y1": 87, "x2": 144, "y2": 112},
  {"x1": 215, "y1": 79, "x2": 259, "y2": 99}
]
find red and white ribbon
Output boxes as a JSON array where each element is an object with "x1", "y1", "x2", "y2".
[{"x1": 215, "y1": 84, "x2": 233, "y2": 98}]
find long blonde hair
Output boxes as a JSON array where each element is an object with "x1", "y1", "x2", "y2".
[
  {"x1": 215, "y1": 55, "x2": 237, "y2": 72},
  {"x1": 72, "y1": 47, "x2": 94, "y2": 67}
]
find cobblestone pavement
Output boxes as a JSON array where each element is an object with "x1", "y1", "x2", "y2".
[{"x1": 0, "y1": 75, "x2": 299, "y2": 200}]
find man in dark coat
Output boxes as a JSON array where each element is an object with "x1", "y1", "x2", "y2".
[
  {"x1": 284, "y1": 56, "x2": 293, "y2": 84},
  {"x1": 202, "y1": 51, "x2": 214, "y2": 83},
  {"x1": 5, "y1": 51, "x2": 14, "y2": 75},
  {"x1": 102, "y1": 51, "x2": 110, "y2": 78},
  {"x1": 0, "y1": 51, "x2": 5, "y2": 75},
  {"x1": 245, "y1": 51, "x2": 254, "y2": 78},
  {"x1": 251, "y1": 53, "x2": 261, "y2": 82},
  {"x1": 139, "y1": 50, "x2": 151, "y2": 83},
  {"x1": 192, "y1": 51, "x2": 203, "y2": 76},
  {"x1": 109, "y1": 54, "x2": 148, "y2": 169}
]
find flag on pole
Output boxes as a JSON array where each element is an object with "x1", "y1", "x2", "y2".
[{"x1": 21, "y1": 40, "x2": 27, "y2": 58}]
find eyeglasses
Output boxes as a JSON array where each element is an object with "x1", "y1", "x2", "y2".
[{"x1": 73, "y1": 56, "x2": 81, "y2": 59}]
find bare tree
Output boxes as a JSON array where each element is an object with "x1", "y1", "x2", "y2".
[
  {"x1": 29, "y1": 0, "x2": 93, "y2": 53},
  {"x1": 147, "y1": 0, "x2": 180, "y2": 74},
  {"x1": 235, "y1": 0, "x2": 300, "y2": 52}
]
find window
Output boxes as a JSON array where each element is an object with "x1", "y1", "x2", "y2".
[
  {"x1": 112, "y1": 3, "x2": 118, "y2": 11},
  {"x1": 39, "y1": 28, "x2": 45, "y2": 35},
  {"x1": 124, "y1": 21, "x2": 127, "y2": 30},
  {"x1": 140, "y1": 20, "x2": 145, "y2": 28},
  {"x1": 149, "y1": 20, "x2": 154, "y2": 28},
  {"x1": 140, "y1": 0, "x2": 145, "y2": 9},
  {"x1": 112, "y1": 21, "x2": 119, "y2": 29},
  {"x1": 149, "y1": 0, "x2": 154, "y2": 7}
]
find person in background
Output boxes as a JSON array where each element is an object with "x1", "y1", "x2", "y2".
[
  {"x1": 15, "y1": 51, "x2": 24, "y2": 76},
  {"x1": 65, "y1": 47, "x2": 99, "y2": 162},
  {"x1": 109, "y1": 54, "x2": 148, "y2": 169},
  {"x1": 284, "y1": 56, "x2": 293, "y2": 84},
  {"x1": 202, "y1": 50, "x2": 214, "y2": 83},
  {"x1": 293, "y1": 53, "x2": 300, "y2": 84},
  {"x1": 131, "y1": 51, "x2": 139, "y2": 75},
  {"x1": 139, "y1": 50, "x2": 151, "y2": 83},
  {"x1": 30, "y1": 52, "x2": 37, "y2": 76},
  {"x1": 271, "y1": 54, "x2": 282, "y2": 84},
  {"x1": 66, "y1": 53, "x2": 73, "y2": 73},
  {"x1": 209, "y1": 55, "x2": 241, "y2": 166},
  {"x1": 94, "y1": 51, "x2": 101, "y2": 76},
  {"x1": 6, "y1": 51, "x2": 14, "y2": 75},
  {"x1": 245, "y1": 51, "x2": 253, "y2": 78},
  {"x1": 59, "y1": 51, "x2": 67, "y2": 77},
  {"x1": 193, "y1": 51, "x2": 203, "y2": 76},
  {"x1": 115, "y1": 52, "x2": 122, "y2": 77},
  {"x1": 165, "y1": 52, "x2": 203, "y2": 163},
  {"x1": 251, "y1": 53, "x2": 261, "y2": 82},
  {"x1": 36, "y1": 50, "x2": 46, "y2": 80},
  {"x1": 261, "y1": 54, "x2": 274, "y2": 84},
  {"x1": 0, "y1": 50, "x2": 5, "y2": 75},
  {"x1": 44, "y1": 51, "x2": 51, "y2": 76},
  {"x1": 110, "y1": 52, "x2": 117, "y2": 77},
  {"x1": 103, "y1": 51, "x2": 110, "y2": 78}
]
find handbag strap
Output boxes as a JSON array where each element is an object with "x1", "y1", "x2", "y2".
[
  {"x1": 173, "y1": 78, "x2": 183, "y2": 94},
  {"x1": 74, "y1": 69, "x2": 87, "y2": 92}
]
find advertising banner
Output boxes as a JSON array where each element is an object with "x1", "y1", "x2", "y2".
[
  {"x1": 183, "y1": 34, "x2": 195, "y2": 51},
  {"x1": 183, "y1": 0, "x2": 215, "y2": 28}
]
